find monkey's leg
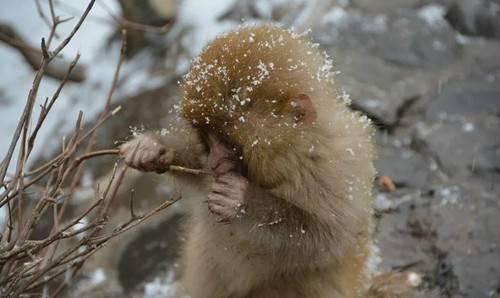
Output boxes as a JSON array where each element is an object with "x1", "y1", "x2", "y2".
[
  {"x1": 332, "y1": 240, "x2": 372, "y2": 298},
  {"x1": 180, "y1": 222, "x2": 231, "y2": 298},
  {"x1": 246, "y1": 270, "x2": 349, "y2": 298}
]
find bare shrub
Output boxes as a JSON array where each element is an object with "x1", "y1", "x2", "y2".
[{"x1": 0, "y1": 1, "x2": 178, "y2": 296}]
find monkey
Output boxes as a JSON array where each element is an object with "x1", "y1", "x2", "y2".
[{"x1": 120, "y1": 24, "x2": 415, "y2": 298}]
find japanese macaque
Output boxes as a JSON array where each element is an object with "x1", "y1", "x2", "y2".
[{"x1": 120, "y1": 25, "x2": 415, "y2": 298}]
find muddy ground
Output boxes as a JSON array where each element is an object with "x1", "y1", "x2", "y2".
[{"x1": 53, "y1": 1, "x2": 500, "y2": 297}]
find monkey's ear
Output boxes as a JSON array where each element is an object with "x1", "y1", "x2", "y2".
[{"x1": 290, "y1": 94, "x2": 316, "y2": 124}]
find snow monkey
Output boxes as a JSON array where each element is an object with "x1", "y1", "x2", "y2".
[{"x1": 120, "y1": 25, "x2": 414, "y2": 298}]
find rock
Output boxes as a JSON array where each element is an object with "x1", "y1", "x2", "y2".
[
  {"x1": 333, "y1": 49, "x2": 432, "y2": 125},
  {"x1": 372, "y1": 13, "x2": 461, "y2": 69},
  {"x1": 432, "y1": 179, "x2": 500, "y2": 297},
  {"x1": 416, "y1": 120, "x2": 500, "y2": 175},
  {"x1": 459, "y1": 38, "x2": 500, "y2": 76},
  {"x1": 426, "y1": 78, "x2": 500, "y2": 119},
  {"x1": 373, "y1": 192, "x2": 441, "y2": 298},
  {"x1": 445, "y1": 0, "x2": 500, "y2": 40},
  {"x1": 352, "y1": 0, "x2": 421, "y2": 13},
  {"x1": 317, "y1": 6, "x2": 462, "y2": 69},
  {"x1": 375, "y1": 134, "x2": 432, "y2": 188},
  {"x1": 418, "y1": 77, "x2": 500, "y2": 174},
  {"x1": 118, "y1": 213, "x2": 184, "y2": 292}
]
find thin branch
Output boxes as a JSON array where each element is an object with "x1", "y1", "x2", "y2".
[
  {"x1": 50, "y1": 0, "x2": 96, "y2": 60},
  {"x1": 98, "y1": 0, "x2": 172, "y2": 33},
  {"x1": 34, "y1": 0, "x2": 53, "y2": 31},
  {"x1": 0, "y1": 1, "x2": 187, "y2": 296},
  {"x1": 0, "y1": 0, "x2": 95, "y2": 187},
  {"x1": 129, "y1": 189, "x2": 137, "y2": 219},
  {"x1": 27, "y1": 54, "x2": 82, "y2": 156},
  {"x1": 169, "y1": 165, "x2": 211, "y2": 176},
  {"x1": 92, "y1": 195, "x2": 181, "y2": 245}
]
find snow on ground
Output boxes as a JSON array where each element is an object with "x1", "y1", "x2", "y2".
[
  {"x1": 142, "y1": 270, "x2": 178, "y2": 298},
  {"x1": 417, "y1": 4, "x2": 446, "y2": 27}
]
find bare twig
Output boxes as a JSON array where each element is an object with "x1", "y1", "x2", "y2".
[
  {"x1": 129, "y1": 188, "x2": 137, "y2": 219},
  {"x1": 34, "y1": 0, "x2": 53, "y2": 32},
  {"x1": 98, "y1": 0, "x2": 172, "y2": 33},
  {"x1": 0, "y1": 1, "x2": 186, "y2": 296},
  {"x1": 0, "y1": 0, "x2": 94, "y2": 193},
  {"x1": 0, "y1": 23, "x2": 86, "y2": 82},
  {"x1": 49, "y1": 0, "x2": 96, "y2": 60},
  {"x1": 28, "y1": 54, "x2": 82, "y2": 156},
  {"x1": 67, "y1": 148, "x2": 212, "y2": 176}
]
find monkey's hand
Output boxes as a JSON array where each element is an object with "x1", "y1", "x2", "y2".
[
  {"x1": 119, "y1": 133, "x2": 175, "y2": 174},
  {"x1": 208, "y1": 173, "x2": 248, "y2": 222}
]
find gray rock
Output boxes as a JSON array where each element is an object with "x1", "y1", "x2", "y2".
[
  {"x1": 375, "y1": 134, "x2": 432, "y2": 188},
  {"x1": 426, "y1": 78, "x2": 500, "y2": 120},
  {"x1": 333, "y1": 49, "x2": 432, "y2": 125},
  {"x1": 372, "y1": 13, "x2": 461, "y2": 69},
  {"x1": 417, "y1": 77, "x2": 500, "y2": 174},
  {"x1": 352, "y1": 0, "x2": 422, "y2": 13},
  {"x1": 432, "y1": 180, "x2": 500, "y2": 298},
  {"x1": 445, "y1": 0, "x2": 500, "y2": 40},
  {"x1": 317, "y1": 7, "x2": 462, "y2": 69},
  {"x1": 118, "y1": 213, "x2": 184, "y2": 292},
  {"x1": 416, "y1": 121, "x2": 500, "y2": 174}
]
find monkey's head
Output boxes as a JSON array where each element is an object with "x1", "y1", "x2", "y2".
[{"x1": 180, "y1": 25, "x2": 364, "y2": 186}]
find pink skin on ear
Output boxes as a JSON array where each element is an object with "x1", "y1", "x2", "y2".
[{"x1": 290, "y1": 94, "x2": 317, "y2": 124}]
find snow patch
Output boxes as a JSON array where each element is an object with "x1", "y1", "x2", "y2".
[
  {"x1": 143, "y1": 270, "x2": 180, "y2": 298},
  {"x1": 88, "y1": 268, "x2": 106, "y2": 286},
  {"x1": 417, "y1": 4, "x2": 446, "y2": 27},
  {"x1": 322, "y1": 7, "x2": 350, "y2": 27},
  {"x1": 0, "y1": 1, "x2": 164, "y2": 170}
]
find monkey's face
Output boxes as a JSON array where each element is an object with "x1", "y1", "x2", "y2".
[
  {"x1": 180, "y1": 25, "x2": 327, "y2": 184},
  {"x1": 185, "y1": 92, "x2": 317, "y2": 187},
  {"x1": 203, "y1": 133, "x2": 243, "y2": 176}
]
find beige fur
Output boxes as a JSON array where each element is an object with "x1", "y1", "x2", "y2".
[
  {"x1": 177, "y1": 25, "x2": 374, "y2": 298},
  {"x1": 123, "y1": 24, "x2": 414, "y2": 298}
]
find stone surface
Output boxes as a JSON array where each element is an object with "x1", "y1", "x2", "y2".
[{"x1": 445, "y1": 0, "x2": 500, "y2": 40}]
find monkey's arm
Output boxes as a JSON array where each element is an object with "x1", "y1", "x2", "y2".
[
  {"x1": 242, "y1": 184, "x2": 345, "y2": 262},
  {"x1": 209, "y1": 174, "x2": 341, "y2": 262},
  {"x1": 120, "y1": 123, "x2": 206, "y2": 173},
  {"x1": 161, "y1": 127, "x2": 206, "y2": 169}
]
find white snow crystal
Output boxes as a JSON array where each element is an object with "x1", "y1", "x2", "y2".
[
  {"x1": 88, "y1": 268, "x2": 106, "y2": 286},
  {"x1": 462, "y1": 122, "x2": 475, "y2": 132},
  {"x1": 143, "y1": 271, "x2": 178, "y2": 298},
  {"x1": 417, "y1": 4, "x2": 446, "y2": 27},
  {"x1": 322, "y1": 7, "x2": 349, "y2": 27}
]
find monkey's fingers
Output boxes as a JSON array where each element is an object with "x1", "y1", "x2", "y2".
[
  {"x1": 217, "y1": 173, "x2": 248, "y2": 186},
  {"x1": 207, "y1": 193, "x2": 229, "y2": 207},
  {"x1": 155, "y1": 150, "x2": 176, "y2": 173},
  {"x1": 211, "y1": 183, "x2": 230, "y2": 195},
  {"x1": 207, "y1": 199, "x2": 230, "y2": 219}
]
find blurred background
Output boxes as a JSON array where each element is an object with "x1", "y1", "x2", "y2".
[{"x1": 0, "y1": 0, "x2": 499, "y2": 297}]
